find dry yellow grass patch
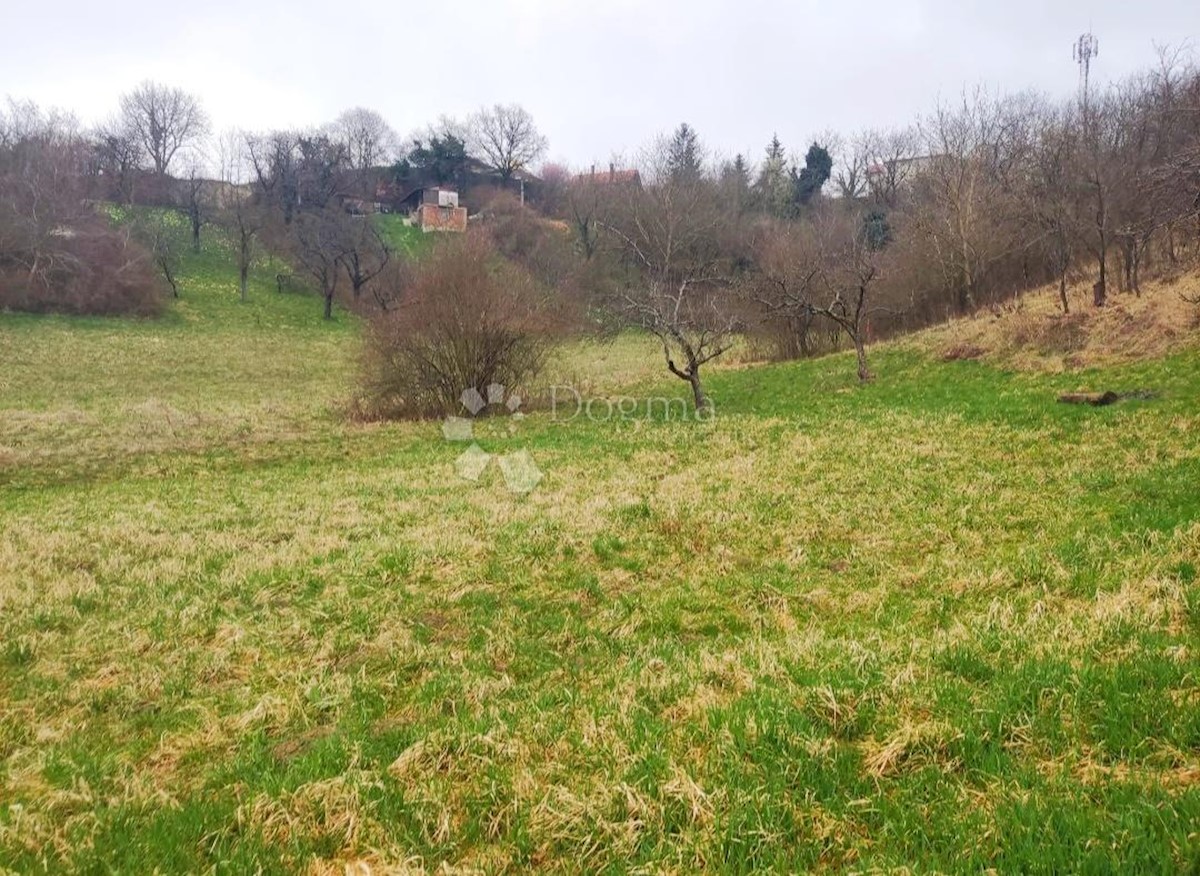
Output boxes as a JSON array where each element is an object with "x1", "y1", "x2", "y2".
[
  {"x1": 917, "y1": 269, "x2": 1200, "y2": 372},
  {"x1": 860, "y1": 719, "x2": 965, "y2": 778}
]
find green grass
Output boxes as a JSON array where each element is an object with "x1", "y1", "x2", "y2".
[
  {"x1": 2, "y1": 222, "x2": 1200, "y2": 873},
  {"x1": 373, "y1": 213, "x2": 429, "y2": 258}
]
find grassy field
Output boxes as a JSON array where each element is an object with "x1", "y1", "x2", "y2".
[{"x1": 2, "y1": 222, "x2": 1200, "y2": 873}]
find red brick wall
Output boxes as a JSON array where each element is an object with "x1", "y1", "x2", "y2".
[{"x1": 417, "y1": 203, "x2": 468, "y2": 233}]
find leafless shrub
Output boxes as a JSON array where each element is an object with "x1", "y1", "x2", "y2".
[
  {"x1": 0, "y1": 221, "x2": 164, "y2": 316},
  {"x1": 356, "y1": 231, "x2": 559, "y2": 420},
  {"x1": 0, "y1": 100, "x2": 164, "y2": 315}
]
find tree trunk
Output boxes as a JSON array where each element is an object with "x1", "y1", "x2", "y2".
[
  {"x1": 1059, "y1": 270, "x2": 1070, "y2": 315},
  {"x1": 687, "y1": 371, "x2": 710, "y2": 414},
  {"x1": 853, "y1": 336, "x2": 872, "y2": 383},
  {"x1": 190, "y1": 207, "x2": 201, "y2": 253},
  {"x1": 323, "y1": 289, "x2": 333, "y2": 320},
  {"x1": 239, "y1": 263, "x2": 249, "y2": 303},
  {"x1": 1119, "y1": 237, "x2": 1133, "y2": 294},
  {"x1": 1093, "y1": 179, "x2": 1108, "y2": 307}
]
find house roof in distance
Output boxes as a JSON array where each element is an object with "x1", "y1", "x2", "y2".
[{"x1": 575, "y1": 165, "x2": 641, "y2": 185}]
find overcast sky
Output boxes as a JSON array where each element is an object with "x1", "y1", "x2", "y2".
[{"x1": 3, "y1": 0, "x2": 1197, "y2": 168}]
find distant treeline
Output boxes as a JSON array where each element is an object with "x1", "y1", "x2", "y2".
[{"x1": 2, "y1": 52, "x2": 1200, "y2": 405}]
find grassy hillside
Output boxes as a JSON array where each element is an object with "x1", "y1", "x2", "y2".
[
  {"x1": 2, "y1": 227, "x2": 1200, "y2": 872},
  {"x1": 374, "y1": 213, "x2": 429, "y2": 258}
]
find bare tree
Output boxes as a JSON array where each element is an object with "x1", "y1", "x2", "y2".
[
  {"x1": 215, "y1": 131, "x2": 261, "y2": 302},
  {"x1": 244, "y1": 128, "x2": 346, "y2": 223},
  {"x1": 745, "y1": 221, "x2": 826, "y2": 358},
  {"x1": 0, "y1": 100, "x2": 90, "y2": 293},
  {"x1": 138, "y1": 214, "x2": 181, "y2": 298},
  {"x1": 182, "y1": 162, "x2": 207, "y2": 253},
  {"x1": 230, "y1": 195, "x2": 260, "y2": 303},
  {"x1": 864, "y1": 127, "x2": 919, "y2": 208},
  {"x1": 290, "y1": 207, "x2": 350, "y2": 319},
  {"x1": 912, "y1": 91, "x2": 1034, "y2": 312},
  {"x1": 118, "y1": 81, "x2": 209, "y2": 176},
  {"x1": 470, "y1": 104, "x2": 548, "y2": 183},
  {"x1": 600, "y1": 137, "x2": 738, "y2": 412},
  {"x1": 808, "y1": 212, "x2": 887, "y2": 382},
  {"x1": 340, "y1": 219, "x2": 390, "y2": 302},
  {"x1": 1027, "y1": 104, "x2": 1081, "y2": 313},
  {"x1": 1107, "y1": 51, "x2": 1199, "y2": 295},
  {"x1": 293, "y1": 133, "x2": 347, "y2": 211},
  {"x1": 245, "y1": 129, "x2": 300, "y2": 222},
  {"x1": 91, "y1": 117, "x2": 143, "y2": 203},
  {"x1": 564, "y1": 168, "x2": 621, "y2": 260},
  {"x1": 749, "y1": 210, "x2": 885, "y2": 381},
  {"x1": 330, "y1": 107, "x2": 397, "y2": 171},
  {"x1": 1076, "y1": 87, "x2": 1126, "y2": 307},
  {"x1": 535, "y1": 161, "x2": 571, "y2": 214},
  {"x1": 359, "y1": 232, "x2": 556, "y2": 419},
  {"x1": 833, "y1": 131, "x2": 872, "y2": 201}
]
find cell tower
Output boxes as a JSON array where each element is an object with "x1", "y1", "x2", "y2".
[{"x1": 1073, "y1": 31, "x2": 1100, "y2": 108}]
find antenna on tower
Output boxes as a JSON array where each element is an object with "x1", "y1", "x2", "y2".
[{"x1": 1073, "y1": 31, "x2": 1100, "y2": 110}]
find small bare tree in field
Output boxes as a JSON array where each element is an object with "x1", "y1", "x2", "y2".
[
  {"x1": 118, "y1": 81, "x2": 209, "y2": 176},
  {"x1": 182, "y1": 163, "x2": 207, "y2": 253},
  {"x1": 750, "y1": 210, "x2": 886, "y2": 382},
  {"x1": 132, "y1": 211, "x2": 182, "y2": 298},
  {"x1": 600, "y1": 134, "x2": 739, "y2": 412},
  {"x1": 746, "y1": 221, "x2": 825, "y2": 359},
  {"x1": 216, "y1": 131, "x2": 261, "y2": 302},
  {"x1": 810, "y1": 212, "x2": 887, "y2": 382},
  {"x1": 470, "y1": 104, "x2": 548, "y2": 183},
  {"x1": 339, "y1": 219, "x2": 390, "y2": 303},
  {"x1": 291, "y1": 208, "x2": 350, "y2": 320},
  {"x1": 229, "y1": 195, "x2": 260, "y2": 304}
]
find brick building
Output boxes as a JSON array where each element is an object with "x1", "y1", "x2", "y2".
[{"x1": 395, "y1": 186, "x2": 468, "y2": 233}]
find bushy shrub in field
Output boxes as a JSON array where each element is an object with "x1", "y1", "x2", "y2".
[
  {"x1": 0, "y1": 103, "x2": 165, "y2": 316},
  {"x1": 0, "y1": 219, "x2": 164, "y2": 317},
  {"x1": 356, "y1": 230, "x2": 558, "y2": 419}
]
